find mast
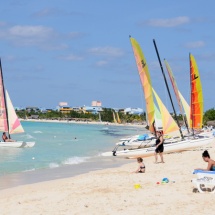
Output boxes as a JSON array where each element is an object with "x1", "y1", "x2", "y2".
[
  {"x1": 0, "y1": 58, "x2": 10, "y2": 138},
  {"x1": 153, "y1": 39, "x2": 184, "y2": 139}
]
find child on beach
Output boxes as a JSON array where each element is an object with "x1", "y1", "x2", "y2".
[
  {"x1": 195, "y1": 150, "x2": 215, "y2": 171},
  {"x1": 133, "y1": 157, "x2": 145, "y2": 173}
]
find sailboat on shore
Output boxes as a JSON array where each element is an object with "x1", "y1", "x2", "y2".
[
  {"x1": 0, "y1": 59, "x2": 35, "y2": 148},
  {"x1": 102, "y1": 39, "x2": 214, "y2": 158},
  {"x1": 114, "y1": 36, "x2": 181, "y2": 148}
]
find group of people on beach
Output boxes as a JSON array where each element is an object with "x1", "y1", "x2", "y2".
[
  {"x1": 133, "y1": 130, "x2": 164, "y2": 173},
  {"x1": 133, "y1": 130, "x2": 215, "y2": 173}
]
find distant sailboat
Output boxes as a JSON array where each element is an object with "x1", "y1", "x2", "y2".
[
  {"x1": 116, "y1": 112, "x2": 121, "y2": 124},
  {"x1": 112, "y1": 111, "x2": 117, "y2": 123},
  {"x1": 0, "y1": 59, "x2": 35, "y2": 148}
]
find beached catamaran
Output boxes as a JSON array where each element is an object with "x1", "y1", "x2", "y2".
[
  {"x1": 102, "y1": 39, "x2": 214, "y2": 158},
  {"x1": 0, "y1": 59, "x2": 35, "y2": 148},
  {"x1": 114, "y1": 37, "x2": 181, "y2": 148}
]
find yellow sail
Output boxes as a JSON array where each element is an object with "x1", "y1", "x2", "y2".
[
  {"x1": 112, "y1": 112, "x2": 117, "y2": 123},
  {"x1": 190, "y1": 54, "x2": 203, "y2": 129},
  {"x1": 152, "y1": 88, "x2": 179, "y2": 135},
  {"x1": 130, "y1": 36, "x2": 155, "y2": 133},
  {"x1": 116, "y1": 112, "x2": 121, "y2": 124},
  {"x1": 178, "y1": 91, "x2": 190, "y2": 128}
]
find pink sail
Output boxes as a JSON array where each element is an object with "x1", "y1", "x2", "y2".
[
  {"x1": 0, "y1": 60, "x2": 24, "y2": 135},
  {"x1": 6, "y1": 91, "x2": 24, "y2": 134}
]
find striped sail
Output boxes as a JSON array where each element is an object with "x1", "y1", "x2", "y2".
[
  {"x1": 190, "y1": 54, "x2": 203, "y2": 129},
  {"x1": 6, "y1": 90, "x2": 24, "y2": 134},
  {"x1": 130, "y1": 36, "x2": 155, "y2": 133},
  {"x1": 152, "y1": 88, "x2": 179, "y2": 135},
  {"x1": 164, "y1": 60, "x2": 184, "y2": 116}
]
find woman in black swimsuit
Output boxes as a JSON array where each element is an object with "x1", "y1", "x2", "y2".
[
  {"x1": 154, "y1": 131, "x2": 164, "y2": 163},
  {"x1": 133, "y1": 157, "x2": 145, "y2": 173},
  {"x1": 2, "y1": 132, "x2": 15, "y2": 142}
]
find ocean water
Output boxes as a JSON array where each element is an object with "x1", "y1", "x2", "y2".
[{"x1": 0, "y1": 121, "x2": 146, "y2": 177}]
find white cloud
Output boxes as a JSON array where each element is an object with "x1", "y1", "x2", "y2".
[
  {"x1": 88, "y1": 46, "x2": 124, "y2": 57},
  {"x1": 68, "y1": 32, "x2": 85, "y2": 39},
  {"x1": 32, "y1": 8, "x2": 60, "y2": 17},
  {"x1": 0, "y1": 24, "x2": 72, "y2": 50},
  {"x1": 185, "y1": 41, "x2": 205, "y2": 48},
  {"x1": 60, "y1": 54, "x2": 83, "y2": 61},
  {"x1": 0, "y1": 25, "x2": 56, "y2": 47},
  {"x1": 0, "y1": 22, "x2": 6, "y2": 26},
  {"x1": 95, "y1": 60, "x2": 108, "y2": 66},
  {"x1": 9, "y1": 25, "x2": 54, "y2": 39},
  {"x1": 0, "y1": 24, "x2": 84, "y2": 50},
  {"x1": 143, "y1": 16, "x2": 190, "y2": 27}
]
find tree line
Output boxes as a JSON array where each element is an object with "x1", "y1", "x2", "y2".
[{"x1": 16, "y1": 108, "x2": 215, "y2": 125}]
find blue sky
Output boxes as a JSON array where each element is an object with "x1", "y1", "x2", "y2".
[{"x1": 0, "y1": 0, "x2": 214, "y2": 112}]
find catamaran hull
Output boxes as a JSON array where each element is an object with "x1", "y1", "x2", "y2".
[
  {"x1": 0, "y1": 141, "x2": 35, "y2": 148},
  {"x1": 102, "y1": 137, "x2": 214, "y2": 158}
]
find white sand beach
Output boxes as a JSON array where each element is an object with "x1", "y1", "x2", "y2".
[
  {"x1": 0, "y1": 142, "x2": 215, "y2": 215},
  {"x1": 21, "y1": 118, "x2": 146, "y2": 128}
]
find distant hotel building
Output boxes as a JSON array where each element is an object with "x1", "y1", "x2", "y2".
[
  {"x1": 58, "y1": 102, "x2": 72, "y2": 114},
  {"x1": 91, "y1": 101, "x2": 102, "y2": 107}
]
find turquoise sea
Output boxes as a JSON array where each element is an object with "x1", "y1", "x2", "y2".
[{"x1": 0, "y1": 121, "x2": 146, "y2": 188}]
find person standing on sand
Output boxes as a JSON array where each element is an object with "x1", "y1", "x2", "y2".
[{"x1": 154, "y1": 131, "x2": 164, "y2": 163}]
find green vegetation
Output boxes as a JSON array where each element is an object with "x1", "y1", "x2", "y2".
[
  {"x1": 16, "y1": 107, "x2": 215, "y2": 125},
  {"x1": 203, "y1": 108, "x2": 215, "y2": 124},
  {"x1": 16, "y1": 108, "x2": 145, "y2": 123}
]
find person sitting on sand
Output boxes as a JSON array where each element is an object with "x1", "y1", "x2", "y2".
[
  {"x1": 195, "y1": 150, "x2": 215, "y2": 171},
  {"x1": 2, "y1": 132, "x2": 15, "y2": 142},
  {"x1": 132, "y1": 157, "x2": 145, "y2": 173}
]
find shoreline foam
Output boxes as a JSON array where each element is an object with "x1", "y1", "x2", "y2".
[{"x1": 0, "y1": 143, "x2": 215, "y2": 214}]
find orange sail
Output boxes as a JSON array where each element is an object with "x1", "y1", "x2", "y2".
[
  {"x1": 190, "y1": 54, "x2": 203, "y2": 129},
  {"x1": 130, "y1": 36, "x2": 155, "y2": 133}
]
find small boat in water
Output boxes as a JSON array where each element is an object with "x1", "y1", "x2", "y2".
[{"x1": 0, "y1": 59, "x2": 35, "y2": 148}]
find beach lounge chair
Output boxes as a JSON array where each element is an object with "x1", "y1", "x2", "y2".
[{"x1": 192, "y1": 170, "x2": 215, "y2": 193}]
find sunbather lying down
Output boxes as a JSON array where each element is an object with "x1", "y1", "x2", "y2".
[{"x1": 195, "y1": 150, "x2": 215, "y2": 171}]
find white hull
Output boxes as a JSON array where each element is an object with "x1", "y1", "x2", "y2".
[
  {"x1": 116, "y1": 134, "x2": 155, "y2": 147},
  {"x1": 116, "y1": 133, "x2": 182, "y2": 147},
  {"x1": 0, "y1": 141, "x2": 35, "y2": 148},
  {"x1": 102, "y1": 137, "x2": 214, "y2": 158}
]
